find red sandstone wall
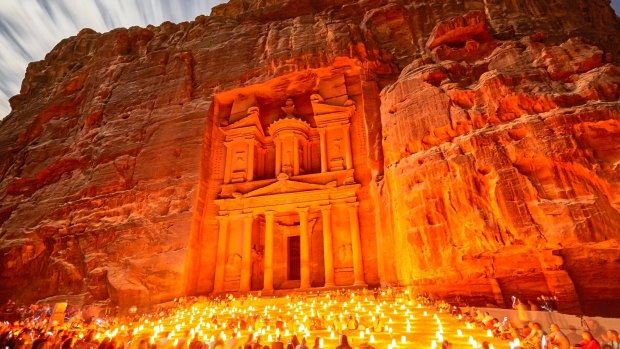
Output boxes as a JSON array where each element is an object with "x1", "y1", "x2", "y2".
[
  {"x1": 0, "y1": 0, "x2": 618, "y2": 314},
  {"x1": 378, "y1": 14, "x2": 620, "y2": 316}
]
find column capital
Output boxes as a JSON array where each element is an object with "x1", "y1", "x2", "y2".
[
  {"x1": 264, "y1": 210, "x2": 276, "y2": 218},
  {"x1": 319, "y1": 204, "x2": 332, "y2": 213},
  {"x1": 241, "y1": 212, "x2": 255, "y2": 220},
  {"x1": 318, "y1": 127, "x2": 327, "y2": 135},
  {"x1": 346, "y1": 201, "x2": 360, "y2": 209},
  {"x1": 297, "y1": 207, "x2": 310, "y2": 215},
  {"x1": 216, "y1": 214, "x2": 230, "y2": 221}
]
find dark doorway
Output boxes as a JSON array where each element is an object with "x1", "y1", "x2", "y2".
[{"x1": 288, "y1": 236, "x2": 300, "y2": 280}]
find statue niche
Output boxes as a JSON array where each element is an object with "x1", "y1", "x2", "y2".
[
  {"x1": 231, "y1": 148, "x2": 248, "y2": 183},
  {"x1": 329, "y1": 136, "x2": 345, "y2": 171},
  {"x1": 224, "y1": 253, "x2": 242, "y2": 282}
]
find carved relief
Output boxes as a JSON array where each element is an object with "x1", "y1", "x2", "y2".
[
  {"x1": 231, "y1": 148, "x2": 248, "y2": 183},
  {"x1": 329, "y1": 136, "x2": 345, "y2": 171},
  {"x1": 251, "y1": 245, "x2": 264, "y2": 290},
  {"x1": 225, "y1": 253, "x2": 242, "y2": 281},
  {"x1": 281, "y1": 98, "x2": 296, "y2": 117},
  {"x1": 335, "y1": 243, "x2": 353, "y2": 269}
]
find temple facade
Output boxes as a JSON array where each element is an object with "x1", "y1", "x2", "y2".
[
  {"x1": 190, "y1": 65, "x2": 382, "y2": 294},
  {"x1": 214, "y1": 95, "x2": 366, "y2": 293}
]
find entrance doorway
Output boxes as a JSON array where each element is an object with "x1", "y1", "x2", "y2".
[{"x1": 288, "y1": 236, "x2": 300, "y2": 280}]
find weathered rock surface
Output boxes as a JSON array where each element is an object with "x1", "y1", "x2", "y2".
[
  {"x1": 0, "y1": 0, "x2": 618, "y2": 315},
  {"x1": 378, "y1": 13, "x2": 620, "y2": 316}
]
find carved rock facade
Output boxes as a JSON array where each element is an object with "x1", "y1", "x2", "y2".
[{"x1": 0, "y1": 0, "x2": 619, "y2": 315}]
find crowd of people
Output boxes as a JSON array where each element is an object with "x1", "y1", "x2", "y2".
[
  {"x1": 425, "y1": 296, "x2": 620, "y2": 349},
  {"x1": 0, "y1": 289, "x2": 618, "y2": 349}
]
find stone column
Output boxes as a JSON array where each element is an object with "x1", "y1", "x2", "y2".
[
  {"x1": 224, "y1": 141, "x2": 233, "y2": 183},
  {"x1": 343, "y1": 125, "x2": 352, "y2": 170},
  {"x1": 318, "y1": 128, "x2": 327, "y2": 173},
  {"x1": 320, "y1": 205, "x2": 335, "y2": 287},
  {"x1": 293, "y1": 137, "x2": 300, "y2": 176},
  {"x1": 298, "y1": 207, "x2": 311, "y2": 289},
  {"x1": 347, "y1": 203, "x2": 366, "y2": 286},
  {"x1": 213, "y1": 214, "x2": 229, "y2": 293},
  {"x1": 246, "y1": 139, "x2": 255, "y2": 182},
  {"x1": 263, "y1": 210, "x2": 275, "y2": 293},
  {"x1": 240, "y1": 213, "x2": 253, "y2": 292},
  {"x1": 275, "y1": 139, "x2": 282, "y2": 177}
]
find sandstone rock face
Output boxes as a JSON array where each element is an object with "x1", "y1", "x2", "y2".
[
  {"x1": 0, "y1": 0, "x2": 618, "y2": 315},
  {"x1": 378, "y1": 15, "x2": 620, "y2": 316}
]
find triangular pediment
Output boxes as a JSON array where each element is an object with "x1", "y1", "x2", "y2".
[
  {"x1": 312, "y1": 101, "x2": 354, "y2": 116},
  {"x1": 244, "y1": 178, "x2": 335, "y2": 198},
  {"x1": 223, "y1": 112, "x2": 264, "y2": 134},
  {"x1": 311, "y1": 98, "x2": 355, "y2": 127}
]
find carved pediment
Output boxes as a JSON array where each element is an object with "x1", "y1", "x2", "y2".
[
  {"x1": 311, "y1": 99, "x2": 355, "y2": 115},
  {"x1": 222, "y1": 108, "x2": 265, "y2": 137},
  {"x1": 244, "y1": 177, "x2": 336, "y2": 198},
  {"x1": 311, "y1": 94, "x2": 356, "y2": 127}
]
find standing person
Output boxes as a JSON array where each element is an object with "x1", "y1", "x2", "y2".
[
  {"x1": 286, "y1": 336, "x2": 299, "y2": 349},
  {"x1": 574, "y1": 331, "x2": 601, "y2": 349},
  {"x1": 189, "y1": 334, "x2": 203, "y2": 349},
  {"x1": 604, "y1": 330, "x2": 620, "y2": 349},
  {"x1": 311, "y1": 338, "x2": 321, "y2": 349},
  {"x1": 295, "y1": 338, "x2": 308, "y2": 349},
  {"x1": 547, "y1": 324, "x2": 570, "y2": 349},
  {"x1": 335, "y1": 335, "x2": 351, "y2": 349}
]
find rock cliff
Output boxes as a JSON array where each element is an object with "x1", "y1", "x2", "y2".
[{"x1": 0, "y1": 0, "x2": 618, "y2": 315}]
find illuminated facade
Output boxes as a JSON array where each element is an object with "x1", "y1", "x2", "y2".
[{"x1": 188, "y1": 64, "x2": 381, "y2": 294}]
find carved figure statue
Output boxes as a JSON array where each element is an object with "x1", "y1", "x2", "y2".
[
  {"x1": 225, "y1": 253, "x2": 242, "y2": 279},
  {"x1": 281, "y1": 98, "x2": 296, "y2": 117},
  {"x1": 336, "y1": 243, "x2": 353, "y2": 267}
]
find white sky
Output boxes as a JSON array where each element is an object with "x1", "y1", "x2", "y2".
[{"x1": 0, "y1": 0, "x2": 226, "y2": 118}]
